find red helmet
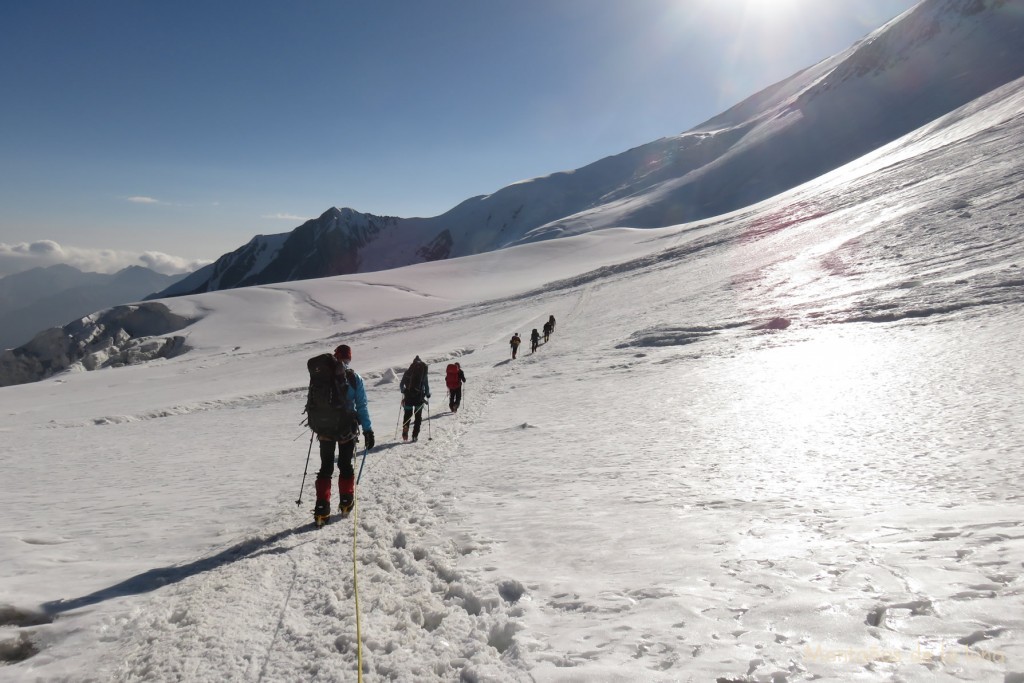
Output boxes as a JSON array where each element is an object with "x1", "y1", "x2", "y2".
[{"x1": 333, "y1": 344, "x2": 352, "y2": 362}]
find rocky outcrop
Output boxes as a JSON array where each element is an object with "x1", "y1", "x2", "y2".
[{"x1": 0, "y1": 303, "x2": 194, "y2": 387}]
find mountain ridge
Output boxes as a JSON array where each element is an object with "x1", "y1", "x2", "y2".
[{"x1": 150, "y1": 0, "x2": 1024, "y2": 299}]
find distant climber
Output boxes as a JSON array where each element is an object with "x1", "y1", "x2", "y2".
[
  {"x1": 400, "y1": 356, "x2": 430, "y2": 441},
  {"x1": 445, "y1": 362, "x2": 466, "y2": 413}
]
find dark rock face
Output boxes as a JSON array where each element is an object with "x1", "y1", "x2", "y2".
[{"x1": 417, "y1": 230, "x2": 454, "y2": 262}]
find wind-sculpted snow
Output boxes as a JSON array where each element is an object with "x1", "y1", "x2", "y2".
[
  {"x1": 611, "y1": 76, "x2": 1024, "y2": 354},
  {"x1": 616, "y1": 322, "x2": 750, "y2": 349},
  {"x1": 49, "y1": 388, "x2": 306, "y2": 428}
]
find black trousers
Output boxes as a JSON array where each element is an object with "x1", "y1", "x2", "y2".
[
  {"x1": 402, "y1": 402, "x2": 424, "y2": 437},
  {"x1": 448, "y1": 387, "x2": 462, "y2": 410},
  {"x1": 318, "y1": 437, "x2": 355, "y2": 481}
]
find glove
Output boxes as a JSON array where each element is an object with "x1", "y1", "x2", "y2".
[{"x1": 363, "y1": 430, "x2": 375, "y2": 450}]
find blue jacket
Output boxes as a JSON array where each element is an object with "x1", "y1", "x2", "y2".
[{"x1": 339, "y1": 365, "x2": 372, "y2": 432}]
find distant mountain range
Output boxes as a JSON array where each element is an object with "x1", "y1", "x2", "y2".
[
  {"x1": 151, "y1": 0, "x2": 1024, "y2": 299},
  {"x1": 0, "y1": 264, "x2": 187, "y2": 350}
]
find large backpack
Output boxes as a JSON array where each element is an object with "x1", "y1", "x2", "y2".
[
  {"x1": 445, "y1": 363, "x2": 461, "y2": 390},
  {"x1": 305, "y1": 354, "x2": 356, "y2": 438},
  {"x1": 403, "y1": 359, "x2": 427, "y2": 397}
]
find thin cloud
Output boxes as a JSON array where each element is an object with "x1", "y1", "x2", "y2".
[
  {"x1": 0, "y1": 240, "x2": 210, "y2": 278},
  {"x1": 138, "y1": 251, "x2": 211, "y2": 275},
  {"x1": 262, "y1": 213, "x2": 307, "y2": 221},
  {"x1": 126, "y1": 196, "x2": 166, "y2": 205}
]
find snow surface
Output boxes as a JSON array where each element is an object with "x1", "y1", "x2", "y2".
[{"x1": 2, "y1": 79, "x2": 1024, "y2": 682}]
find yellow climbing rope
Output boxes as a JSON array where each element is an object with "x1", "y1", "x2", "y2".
[{"x1": 352, "y1": 491, "x2": 364, "y2": 682}]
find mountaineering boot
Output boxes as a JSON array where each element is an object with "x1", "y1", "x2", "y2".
[
  {"x1": 313, "y1": 498, "x2": 330, "y2": 524},
  {"x1": 338, "y1": 477, "x2": 355, "y2": 516},
  {"x1": 313, "y1": 478, "x2": 332, "y2": 526},
  {"x1": 338, "y1": 494, "x2": 353, "y2": 516},
  {"x1": 402, "y1": 425, "x2": 409, "y2": 441}
]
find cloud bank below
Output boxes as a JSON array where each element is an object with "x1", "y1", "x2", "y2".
[{"x1": 0, "y1": 240, "x2": 210, "y2": 278}]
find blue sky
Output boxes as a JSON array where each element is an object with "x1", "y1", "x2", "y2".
[{"x1": 0, "y1": 0, "x2": 918, "y2": 276}]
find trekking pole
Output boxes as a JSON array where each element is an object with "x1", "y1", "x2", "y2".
[
  {"x1": 296, "y1": 431, "x2": 314, "y2": 506},
  {"x1": 356, "y1": 445, "x2": 369, "y2": 485},
  {"x1": 394, "y1": 403, "x2": 404, "y2": 440},
  {"x1": 426, "y1": 402, "x2": 432, "y2": 440}
]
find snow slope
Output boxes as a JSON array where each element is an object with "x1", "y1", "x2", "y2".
[{"x1": 1, "y1": 77, "x2": 1023, "y2": 681}]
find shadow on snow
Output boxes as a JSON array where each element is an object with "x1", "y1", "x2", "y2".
[{"x1": 39, "y1": 525, "x2": 313, "y2": 617}]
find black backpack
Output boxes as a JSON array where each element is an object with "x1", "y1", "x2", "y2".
[
  {"x1": 304, "y1": 354, "x2": 357, "y2": 437},
  {"x1": 403, "y1": 359, "x2": 427, "y2": 397}
]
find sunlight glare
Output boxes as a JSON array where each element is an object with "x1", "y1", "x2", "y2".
[
  {"x1": 669, "y1": 0, "x2": 829, "y2": 109},
  {"x1": 712, "y1": 0, "x2": 807, "y2": 24}
]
